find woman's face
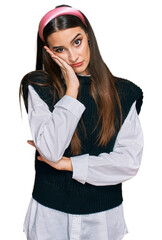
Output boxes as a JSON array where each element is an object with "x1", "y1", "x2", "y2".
[{"x1": 47, "y1": 26, "x2": 90, "y2": 76}]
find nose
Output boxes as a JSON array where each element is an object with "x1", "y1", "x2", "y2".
[{"x1": 68, "y1": 49, "x2": 79, "y2": 63}]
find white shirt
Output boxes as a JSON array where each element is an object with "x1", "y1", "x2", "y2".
[{"x1": 23, "y1": 84, "x2": 144, "y2": 240}]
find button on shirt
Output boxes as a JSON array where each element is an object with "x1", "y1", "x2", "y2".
[{"x1": 23, "y1": 85, "x2": 144, "y2": 240}]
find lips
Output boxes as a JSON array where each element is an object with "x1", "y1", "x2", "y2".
[{"x1": 71, "y1": 61, "x2": 83, "y2": 67}]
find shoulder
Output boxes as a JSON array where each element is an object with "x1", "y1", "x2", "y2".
[
  {"x1": 21, "y1": 70, "x2": 55, "y2": 111},
  {"x1": 114, "y1": 76, "x2": 143, "y2": 99},
  {"x1": 114, "y1": 76, "x2": 143, "y2": 115},
  {"x1": 22, "y1": 70, "x2": 53, "y2": 91}
]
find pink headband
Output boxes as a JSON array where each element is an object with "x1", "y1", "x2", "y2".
[{"x1": 39, "y1": 7, "x2": 87, "y2": 42}]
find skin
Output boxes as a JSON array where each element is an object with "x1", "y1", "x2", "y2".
[
  {"x1": 47, "y1": 26, "x2": 90, "y2": 76},
  {"x1": 27, "y1": 140, "x2": 73, "y2": 171},
  {"x1": 28, "y1": 26, "x2": 91, "y2": 171}
]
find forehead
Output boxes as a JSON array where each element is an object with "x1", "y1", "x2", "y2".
[{"x1": 47, "y1": 26, "x2": 86, "y2": 46}]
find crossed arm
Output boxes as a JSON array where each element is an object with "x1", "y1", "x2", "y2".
[{"x1": 27, "y1": 85, "x2": 144, "y2": 186}]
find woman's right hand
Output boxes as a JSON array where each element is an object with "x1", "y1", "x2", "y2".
[{"x1": 44, "y1": 46, "x2": 80, "y2": 98}]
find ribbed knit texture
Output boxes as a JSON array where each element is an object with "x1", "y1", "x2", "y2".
[{"x1": 23, "y1": 72, "x2": 143, "y2": 214}]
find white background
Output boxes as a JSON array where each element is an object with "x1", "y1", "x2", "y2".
[{"x1": 0, "y1": 0, "x2": 162, "y2": 239}]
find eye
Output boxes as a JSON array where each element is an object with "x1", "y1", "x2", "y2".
[
  {"x1": 55, "y1": 48, "x2": 64, "y2": 53},
  {"x1": 74, "y1": 39, "x2": 82, "y2": 46}
]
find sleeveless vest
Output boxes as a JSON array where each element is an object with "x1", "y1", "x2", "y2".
[{"x1": 23, "y1": 72, "x2": 143, "y2": 214}]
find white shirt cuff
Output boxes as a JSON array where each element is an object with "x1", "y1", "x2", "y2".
[
  {"x1": 71, "y1": 154, "x2": 89, "y2": 184},
  {"x1": 54, "y1": 95, "x2": 85, "y2": 118}
]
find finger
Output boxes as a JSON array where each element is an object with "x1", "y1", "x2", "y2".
[
  {"x1": 51, "y1": 56, "x2": 64, "y2": 68},
  {"x1": 44, "y1": 45, "x2": 52, "y2": 53},
  {"x1": 44, "y1": 46, "x2": 63, "y2": 62},
  {"x1": 27, "y1": 140, "x2": 34, "y2": 143},
  {"x1": 37, "y1": 156, "x2": 43, "y2": 161},
  {"x1": 27, "y1": 140, "x2": 40, "y2": 153},
  {"x1": 27, "y1": 140, "x2": 35, "y2": 147},
  {"x1": 37, "y1": 156, "x2": 55, "y2": 168},
  {"x1": 44, "y1": 46, "x2": 56, "y2": 58},
  {"x1": 44, "y1": 46, "x2": 69, "y2": 69},
  {"x1": 45, "y1": 50, "x2": 64, "y2": 68},
  {"x1": 37, "y1": 154, "x2": 48, "y2": 163}
]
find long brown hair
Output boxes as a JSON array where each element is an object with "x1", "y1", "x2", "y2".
[{"x1": 19, "y1": 4, "x2": 122, "y2": 155}]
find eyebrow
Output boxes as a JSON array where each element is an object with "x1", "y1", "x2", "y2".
[{"x1": 52, "y1": 33, "x2": 82, "y2": 49}]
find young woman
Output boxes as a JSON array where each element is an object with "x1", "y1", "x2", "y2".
[{"x1": 20, "y1": 4, "x2": 144, "y2": 240}]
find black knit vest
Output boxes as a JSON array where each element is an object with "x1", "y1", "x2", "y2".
[{"x1": 23, "y1": 72, "x2": 143, "y2": 214}]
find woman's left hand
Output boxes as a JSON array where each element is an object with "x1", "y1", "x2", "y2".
[{"x1": 27, "y1": 140, "x2": 73, "y2": 172}]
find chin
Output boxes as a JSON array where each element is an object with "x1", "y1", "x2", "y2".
[{"x1": 75, "y1": 66, "x2": 89, "y2": 76}]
